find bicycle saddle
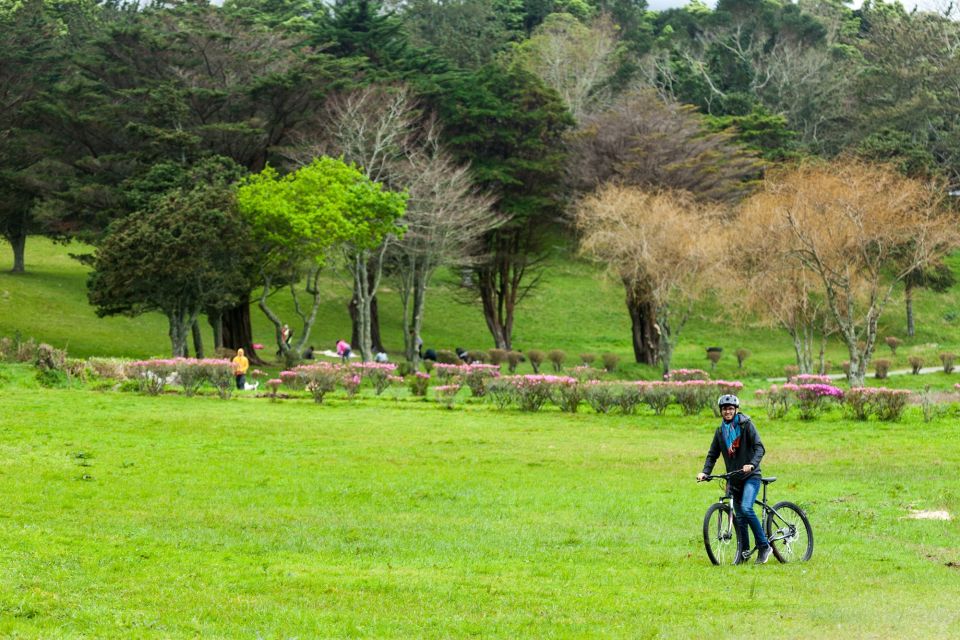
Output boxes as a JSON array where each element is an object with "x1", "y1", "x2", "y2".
[{"x1": 761, "y1": 477, "x2": 777, "y2": 484}]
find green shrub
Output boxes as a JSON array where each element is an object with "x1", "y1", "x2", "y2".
[
  {"x1": 467, "y1": 350, "x2": 487, "y2": 364},
  {"x1": 488, "y1": 349, "x2": 507, "y2": 365},
  {"x1": 436, "y1": 349, "x2": 459, "y2": 365},
  {"x1": 547, "y1": 349, "x2": 566, "y2": 372},
  {"x1": 706, "y1": 347, "x2": 722, "y2": 370},
  {"x1": 940, "y1": 352, "x2": 956, "y2": 374},
  {"x1": 579, "y1": 352, "x2": 596, "y2": 366},
  {"x1": 527, "y1": 349, "x2": 546, "y2": 373},
  {"x1": 506, "y1": 351, "x2": 524, "y2": 373},
  {"x1": 36, "y1": 369, "x2": 68, "y2": 388},
  {"x1": 909, "y1": 356, "x2": 924, "y2": 375},
  {"x1": 874, "y1": 359, "x2": 891, "y2": 379},
  {"x1": 885, "y1": 336, "x2": 902, "y2": 355},
  {"x1": 600, "y1": 353, "x2": 619, "y2": 372},
  {"x1": 735, "y1": 348, "x2": 750, "y2": 369}
]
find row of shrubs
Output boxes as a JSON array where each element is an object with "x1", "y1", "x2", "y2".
[
  {"x1": 782, "y1": 352, "x2": 959, "y2": 380},
  {"x1": 756, "y1": 375, "x2": 911, "y2": 421},
  {"x1": 429, "y1": 348, "x2": 623, "y2": 373}
]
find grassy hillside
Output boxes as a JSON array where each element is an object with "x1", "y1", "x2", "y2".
[{"x1": 3, "y1": 238, "x2": 960, "y2": 378}]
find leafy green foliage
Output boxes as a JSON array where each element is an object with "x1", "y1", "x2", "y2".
[{"x1": 236, "y1": 156, "x2": 407, "y2": 269}]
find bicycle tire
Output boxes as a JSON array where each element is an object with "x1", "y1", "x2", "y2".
[
  {"x1": 703, "y1": 502, "x2": 740, "y2": 565},
  {"x1": 764, "y1": 500, "x2": 813, "y2": 562}
]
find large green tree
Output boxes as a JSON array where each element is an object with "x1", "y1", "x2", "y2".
[
  {"x1": 0, "y1": 0, "x2": 91, "y2": 272},
  {"x1": 43, "y1": 0, "x2": 357, "y2": 359},
  {"x1": 88, "y1": 159, "x2": 256, "y2": 357},
  {"x1": 422, "y1": 63, "x2": 573, "y2": 349},
  {"x1": 237, "y1": 156, "x2": 407, "y2": 362}
]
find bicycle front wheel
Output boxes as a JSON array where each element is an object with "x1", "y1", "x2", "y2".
[
  {"x1": 703, "y1": 502, "x2": 740, "y2": 565},
  {"x1": 764, "y1": 500, "x2": 813, "y2": 562}
]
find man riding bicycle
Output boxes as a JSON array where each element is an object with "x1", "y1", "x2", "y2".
[{"x1": 697, "y1": 394, "x2": 773, "y2": 564}]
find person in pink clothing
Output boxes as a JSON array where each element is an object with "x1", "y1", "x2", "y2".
[{"x1": 336, "y1": 339, "x2": 351, "y2": 363}]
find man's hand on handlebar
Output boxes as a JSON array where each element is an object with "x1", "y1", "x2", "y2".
[{"x1": 696, "y1": 472, "x2": 707, "y2": 482}]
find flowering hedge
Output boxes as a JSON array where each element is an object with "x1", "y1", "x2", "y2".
[
  {"x1": 756, "y1": 382, "x2": 843, "y2": 419},
  {"x1": 665, "y1": 368, "x2": 710, "y2": 382},
  {"x1": 844, "y1": 387, "x2": 911, "y2": 421},
  {"x1": 127, "y1": 358, "x2": 234, "y2": 398}
]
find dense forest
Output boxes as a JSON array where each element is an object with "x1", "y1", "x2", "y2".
[{"x1": 3, "y1": 0, "x2": 959, "y2": 382}]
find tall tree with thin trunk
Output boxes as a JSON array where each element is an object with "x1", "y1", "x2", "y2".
[{"x1": 388, "y1": 120, "x2": 501, "y2": 367}]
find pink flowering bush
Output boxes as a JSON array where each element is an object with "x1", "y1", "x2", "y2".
[
  {"x1": 790, "y1": 383, "x2": 844, "y2": 420},
  {"x1": 568, "y1": 365, "x2": 602, "y2": 381},
  {"x1": 550, "y1": 377, "x2": 582, "y2": 412},
  {"x1": 638, "y1": 382, "x2": 671, "y2": 415},
  {"x1": 433, "y1": 384, "x2": 461, "y2": 409},
  {"x1": 341, "y1": 373, "x2": 361, "y2": 398},
  {"x1": 584, "y1": 381, "x2": 618, "y2": 414},
  {"x1": 673, "y1": 380, "x2": 712, "y2": 415},
  {"x1": 789, "y1": 374, "x2": 833, "y2": 385},
  {"x1": 296, "y1": 363, "x2": 342, "y2": 403},
  {"x1": 665, "y1": 368, "x2": 710, "y2": 382},
  {"x1": 844, "y1": 387, "x2": 911, "y2": 421},
  {"x1": 267, "y1": 378, "x2": 282, "y2": 400},
  {"x1": 462, "y1": 364, "x2": 501, "y2": 397},
  {"x1": 755, "y1": 385, "x2": 792, "y2": 419},
  {"x1": 280, "y1": 370, "x2": 304, "y2": 391},
  {"x1": 128, "y1": 360, "x2": 176, "y2": 395},
  {"x1": 408, "y1": 372, "x2": 430, "y2": 397},
  {"x1": 352, "y1": 362, "x2": 398, "y2": 395},
  {"x1": 617, "y1": 384, "x2": 644, "y2": 415},
  {"x1": 510, "y1": 375, "x2": 556, "y2": 411}
]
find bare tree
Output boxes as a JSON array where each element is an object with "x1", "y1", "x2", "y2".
[
  {"x1": 576, "y1": 185, "x2": 723, "y2": 374},
  {"x1": 742, "y1": 159, "x2": 959, "y2": 385},
  {"x1": 389, "y1": 119, "x2": 502, "y2": 367},
  {"x1": 567, "y1": 89, "x2": 760, "y2": 364},
  {"x1": 725, "y1": 204, "x2": 835, "y2": 373},
  {"x1": 512, "y1": 12, "x2": 621, "y2": 122}
]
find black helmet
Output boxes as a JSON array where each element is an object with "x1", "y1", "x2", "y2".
[{"x1": 717, "y1": 394, "x2": 740, "y2": 408}]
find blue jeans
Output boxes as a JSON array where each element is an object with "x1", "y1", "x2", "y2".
[{"x1": 731, "y1": 477, "x2": 769, "y2": 553}]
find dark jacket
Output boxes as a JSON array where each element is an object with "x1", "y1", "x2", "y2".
[{"x1": 701, "y1": 413, "x2": 764, "y2": 484}]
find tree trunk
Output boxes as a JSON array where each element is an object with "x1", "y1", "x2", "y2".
[
  {"x1": 191, "y1": 319, "x2": 204, "y2": 359},
  {"x1": 349, "y1": 294, "x2": 384, "y2": 354},
  {"x1": 905, "y1": 281, "x2": 915, "y2": 338},
  {"x1": 208, "y1": 312, "x2": 223, "y2": 351},
  {"x1": 167, "y1": 309, "x2": 195, "y2": 358},
  {"x1": 624, "y1": 281, "x2": 659, "y2": 365},
  {"x1": 8, "y1": 232, "x2": 26, "y2": 274},
  {"x1": 221, "y1": 301, "x2": 265, "y2": 364}
]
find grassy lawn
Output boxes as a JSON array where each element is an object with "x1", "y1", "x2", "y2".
[{"x1": 2, "y1": 365, "x2": 960, "y2": 638}]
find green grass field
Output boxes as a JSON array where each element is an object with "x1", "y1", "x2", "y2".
[
  {"x1": 3, "y1": 239, "x2": 960, "y2": 637},
  {"x1": 1, "y1": 364, "x2": 959, "y2": 638}
]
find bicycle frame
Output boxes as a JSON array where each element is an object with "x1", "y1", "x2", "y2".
[{"x1": 711, "y1": 476, "x2": 798, "y2": 556}]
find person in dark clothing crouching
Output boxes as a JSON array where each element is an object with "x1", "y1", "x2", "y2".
[{"x1": 697, "y1": 394, "x2": 772, "y2": 565}]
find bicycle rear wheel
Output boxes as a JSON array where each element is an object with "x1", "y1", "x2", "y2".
[
  {"x1": 703, "y1": 503, "x2": 740, "y2": 565},
  {"x1": 764, "y1": 500, "x2": 813, "y2": 562}
]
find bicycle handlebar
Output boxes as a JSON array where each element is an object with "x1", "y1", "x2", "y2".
[{"x1": 699, "y1": 470, "x2": 745, "y2": 482}]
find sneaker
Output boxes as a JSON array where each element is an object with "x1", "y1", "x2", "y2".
[{"x1": 755, "y1": 546, "x2": 773, "y2": 565}]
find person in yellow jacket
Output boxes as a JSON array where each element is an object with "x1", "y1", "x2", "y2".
[{"x1": 232, "y1": 348, "x2": 250, "y2": 390}]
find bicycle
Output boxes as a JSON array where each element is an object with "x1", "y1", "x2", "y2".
[{"x1": 699, "y1": 470, "x2": 814, "y2": 565}]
